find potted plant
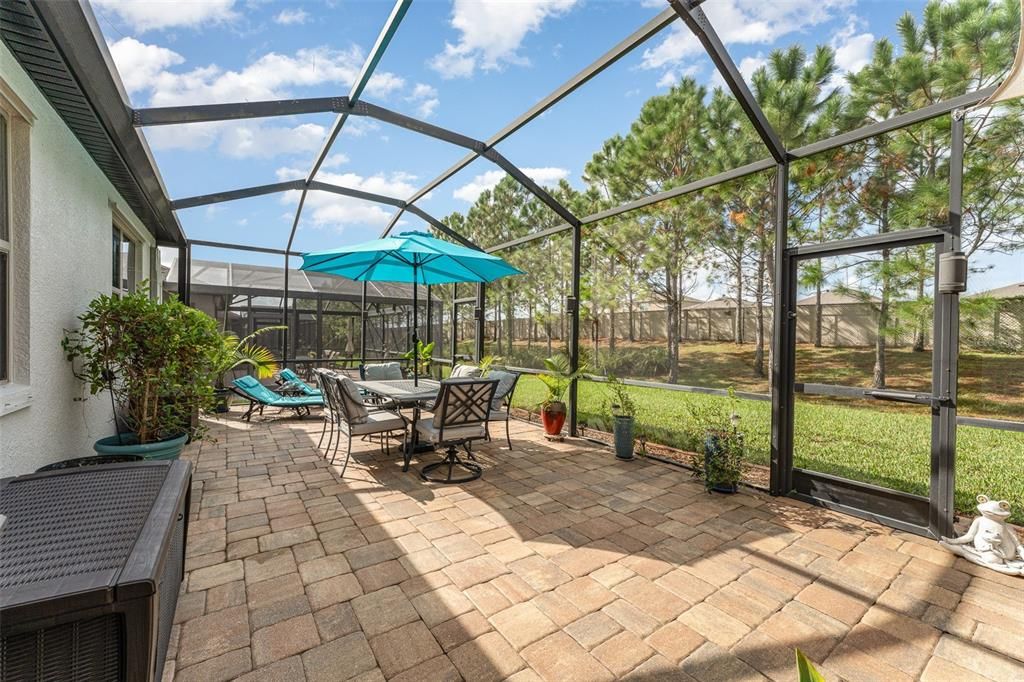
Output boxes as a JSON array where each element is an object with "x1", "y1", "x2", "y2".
[
  {"x1": 537, "y1": 353, "x2": 585, "y2": 438},
  {"x1": 605, "y1": 374, "x2": 638, "y2": 460},
  {"x1": 62, "y1": 288, "x2": 222, "y2": 460},
  {"x1": 210, "y1": 327, "x2": 283, "y2": 412},
  {"x1": 689, "y1": 389, "x2": 745, "y2": 493},
  {"x1": 401, "y1": 340, "x2": 435, "y2": 376}
]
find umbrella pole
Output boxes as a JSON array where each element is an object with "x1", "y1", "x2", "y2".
[{"x1": 412, "y1": 268, "x2": 419, "y2": 386}]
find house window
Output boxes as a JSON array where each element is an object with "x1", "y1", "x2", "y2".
[
  {"x1": 1, "y1": 112, "x2": 9, "y2": 383},
  {"x1": 111, "y1": 224, "x2": 137, "y2": 295}
]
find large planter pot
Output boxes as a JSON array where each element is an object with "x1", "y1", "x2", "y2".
[
  {"x1": 94, "y1": 432, "x2": 189, "y2": 461},
  {"x1": 613, "y1": 415, "x2": 635, "y2": 460},
  {"x1": 703, "y1": 433, "x2": 738, "y2": 494},
  {"x1": 213, "y1": 387, "x2": 231, "y2": 413},
  {"x1": 541, "y1": 402, "x2": 567, "y2": 436}
]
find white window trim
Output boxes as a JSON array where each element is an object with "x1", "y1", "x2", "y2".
[
  {"x1": 0, "y1": 77, "x2": 32, "y2": 414},
  {"x1": 111, "y1": 205, "x2": 144, "y2": 297}
]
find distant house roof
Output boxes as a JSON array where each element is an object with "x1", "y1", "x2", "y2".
[
  {"x1": 967, "y1": 282, "x2": 1024, "y2": 300},
  {"x1": 796, "y1": 290, "x2": 880, "y2": 306},
  {"x1": 684, "y1": 297, "x2": 750, "y2": 311},
  {"x1": 165, "y1": 258, "x2": 423, "y2": 305}
]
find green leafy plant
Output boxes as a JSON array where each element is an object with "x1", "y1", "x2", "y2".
[
  {"x1": 604, "y1": 374, "x2": 637, "y2": 417},
  {"x1": 796, "y1": 649, "x2": 826, "y2": 682},
  {"x1": 478, "y1": 354, "x2": 503, "y2": 376},
  {"x1": 688, "y1": 387, "x2": 745, "y2": 490},
  {"x1": 210, "y1": 326, "x2": 284, "y2": 388},
  {"x1": 62, "y1": 288, "x2": 222, "y2": 443},
  {"x1": 537, "y1": 353, "x2": 586, "y2": 407},
  {"x1": 401, "y1": 340, "x2": 435, "y2": 375}
]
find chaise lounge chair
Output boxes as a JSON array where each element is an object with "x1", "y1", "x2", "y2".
[
  {"x1": 231, "y1": 376, "x2": 323, "y2": 421},
  {"x1": 277, "y1": 367, "x2": 323, "y2": 396}
]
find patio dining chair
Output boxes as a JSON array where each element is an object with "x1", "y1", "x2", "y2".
[
  {"x1": 230, "y1": 376, "x2": 323, "y2": 421},
  {"x1": 450, "y1": 363, "x2": 482, "y2": 378},
  {"x1": 361, "y1": 362, "x2": 403, "y2": 380},
  {"x1": 485, "y1": 370, "x2": 521, "y2": 449},
  {"x1": 316, "y1": 369, "x2": 408, "y2": 476},
  {"x1": 277, "y1": 367, "x2": 322, "y2": 396},
  {"x1": 414, "y1": 378, "x2": 498, "y2": 483}
]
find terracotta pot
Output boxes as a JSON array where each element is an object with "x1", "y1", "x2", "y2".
[{"x1": 541, "y1": 401, "x2": 567, "y2": 435}]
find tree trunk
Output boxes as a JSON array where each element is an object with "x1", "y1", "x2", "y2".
[
  {"x1": 913, "y1": 277, "x2": 926, "y2": 352},
  {"x1": 628, "y1": 290, "x2": 636, "y2": 342},
  {"x1": 734, "y1": 262, "x2": 744, "y2": 344},
  {"x1": 753, "y1": 250, "x2": 766, "y2": 378},
  {"x1": 666, "y1": 264, "x2": 680, "y2": 384},
  {"x1": 609, "y1": 308, "x2": 617, "y2": 353},
  {"x1": 814, "y1": 264, "x2": 823, "y2": 347},
  {"x1": 505, "y1": 291, "x2": 514, "y2": 357},
  {"x1": 873, "y1": 247, "x2": 890, "y2": 389}
]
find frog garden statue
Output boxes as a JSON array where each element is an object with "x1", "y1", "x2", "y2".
[{"x1": 939, "y1": 495, "x2": 1024, "y2": 576}]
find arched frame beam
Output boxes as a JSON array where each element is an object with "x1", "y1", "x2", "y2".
[{"x1": 170, "y1": 180, "x2": 480, "y2": 250}]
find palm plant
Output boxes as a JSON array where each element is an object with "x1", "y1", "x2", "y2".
[{"x1": 211, "y1": 326, "x2": 284, "y2": 389}]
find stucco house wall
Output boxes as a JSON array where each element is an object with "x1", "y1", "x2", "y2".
[{"x1": 0, "y1": 41, "x2": 158, "y2": 477}]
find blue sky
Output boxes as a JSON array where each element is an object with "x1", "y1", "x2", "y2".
[{"x1": 93, "y1": 0, "x2": 1019, "y2": 293}]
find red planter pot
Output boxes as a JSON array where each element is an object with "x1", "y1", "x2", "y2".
[{"x1": 541, "y1": 402, "x2": 566, "y2": 436}]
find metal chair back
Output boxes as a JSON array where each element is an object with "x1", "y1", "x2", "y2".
[{"x1": 430, "y1": 378, "x2": 498, "y2": 443}]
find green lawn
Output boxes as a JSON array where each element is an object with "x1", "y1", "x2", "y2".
[{"x1": 511, "y1": 375, "x2": 1024, "y2": 524}]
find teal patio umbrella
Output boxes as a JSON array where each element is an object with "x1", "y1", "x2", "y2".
[{"x1": 301, "y1": 231, "x2": 524, "y2": 384}]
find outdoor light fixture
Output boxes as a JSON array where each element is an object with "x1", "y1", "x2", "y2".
[{"x1": 938, "y1": 251, "x2": 968, "y2": 293}]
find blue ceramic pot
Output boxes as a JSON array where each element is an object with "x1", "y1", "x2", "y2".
[
  {"x1": 613, "y1": 416, "x2": 635, "y2": 460},
  {"x1": 93, "y1": 432, "x2": 188, "y2": 460}
]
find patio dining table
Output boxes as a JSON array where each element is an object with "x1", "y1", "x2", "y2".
[{"x1": 355, "y1": 379, "x2": 441, "y2": 457}]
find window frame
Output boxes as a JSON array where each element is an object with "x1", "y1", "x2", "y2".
[
  {"x1": 1, "y1": 111, "x2": 10, "y2": 384},
  {"x1": 111, "y1": 220, "x2": 140, "y2": 297}
]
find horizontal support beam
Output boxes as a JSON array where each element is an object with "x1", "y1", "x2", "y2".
[
  {"x1": 132, "y1": 97, "x2": 345, "y2": 126},
  {"x1": 486, "y1": 158, "x2": 775, "y2": 252},
  {"x1": 585, "y1": 157, "x2": 776, "y2": 224},
  {"x1": 486, "y1": 223, "x2": 573, "y2": 253},
  {"x1": 351, "y1": 101, "x2": 483, "y2": 152},
  {"x1": 788, "y1": 227, "x2": 946, "y2": 259},
  {"x1": 791, "y1": 86, "x2": 997, "y2": 159},
  {"x1": 956, "y1": 416, "x2": 1024, "y2": 433},
  {"x1": 187, "y1": 239, "x2": 294, "y2": 256},
  {"x1": 171, "y1": 180, "x2": 304, "y2": 210}
]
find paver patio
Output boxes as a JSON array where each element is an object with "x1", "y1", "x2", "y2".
[{"x1": 166, "y1": 408, "x2": 1024, "y2": 681}]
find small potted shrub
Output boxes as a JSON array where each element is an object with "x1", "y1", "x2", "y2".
[
  {"x1": 537, "y1": 353, "x2": 584, "y2": 438},
  {"x1": 605, "y1": 374, "x2": 638, "y2": 460},
  {"x1": 210, "y1": 327, "x2": 283, "y2": 412},
  {"x1": 689, "y1": 390, "x2": 745, "y2": 493},
  {"x1": 62, "y1": 288, "x2": 222, "y2": 459}
]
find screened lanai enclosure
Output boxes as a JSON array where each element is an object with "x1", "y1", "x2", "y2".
[{"x1": 19, "y1": 0, "x2": 1022, "y2": 541}]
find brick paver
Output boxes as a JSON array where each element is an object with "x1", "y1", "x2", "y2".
[{"x1": 167, "y1": 407, "x2": 1024, "y2": 681}]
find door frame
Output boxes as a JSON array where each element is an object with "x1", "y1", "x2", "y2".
[{"x1": 771, "y1": 226, "x2": 959, "y2": 538}]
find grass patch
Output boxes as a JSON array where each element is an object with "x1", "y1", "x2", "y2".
[{"x1": 511, "y1": 375, "x2": 1024, "y2": 524}]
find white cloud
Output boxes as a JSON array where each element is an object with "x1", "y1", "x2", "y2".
[
  {"x1": 407, "y1": 83, "x2": 440, "y2": 118},
  {"x1": 107, "y1": 37, "x2": 184, "y2": 94},
  {"x1": 321, "y1": 153, "x2": 350, "y2": 169},
  {"x1": 274, "y1": 8, "x2": 309, "y2": 25},
  {"x1": 656, "y1": 71, "x2": 678, "y2": 89},
  {"x1": 108, "y1": 37, "x2": 409, "y2": 154},
  {"x1": 276, "y1": 167, "x2": 419, "y2": 231},
  {"x1": 642, "y1": 0, "x2": 854, "y2": 70},
  {"x1": 92, "y1": 0, "x2": 238, "y2": 32},
  {"x1": 429, "y1": 0, "x2": 579, "y2": 79},
  {"x1": 218, "y1": 122, "x2": 327, "y2": 158},
  {"x1": 108, "y1": 38, "x2": 402, "y2": 108},
  {"x1": 452, "y1": 167, "x2": 569, "y2": 203},
  {"x1": 829, "y1": 19, "x2": 874, "y2": 90},
  {"x1": 144, "y1": 121, "x2": 327, "y2": 159}
]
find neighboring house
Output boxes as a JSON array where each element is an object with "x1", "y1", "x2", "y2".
[
  {"x1": 0, "y1": 2, "x2": 184, "y2": 476},
  {"x1": 963, "y1": 281, "x2": 1024, "y2": 351}
]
